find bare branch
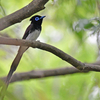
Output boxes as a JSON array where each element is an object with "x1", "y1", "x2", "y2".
[
  {"x1": 0, "y1": 60, "x2": 100, "y2": 85},
  {"x1": 0, "y1": 0, "x2": 49, "y2": 31},
  {"x1": 0, "y1": 67, "x2": 88, "y2": 86},
  {"x1": 0, "y1": 37, "x2": 100, "y2": 72}
]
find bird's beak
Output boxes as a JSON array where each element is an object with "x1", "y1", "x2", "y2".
[{"x1": 40, "y1": 16, "x2": 46, "y2": 19}]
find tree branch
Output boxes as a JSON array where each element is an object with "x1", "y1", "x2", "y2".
[
  {"x1": 0, "y1": 0, "x2": 49, "y2": 31},
  {"x1": 0, "y1": 36, "x2": 100, "y2": 71},
  {"x1": 0, "y1": 67, "x2": 88, "y2": 86},
  {"x1": 0, "y1": 61, "x2": 100, "y2": 85}
]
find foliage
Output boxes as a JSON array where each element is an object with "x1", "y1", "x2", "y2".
[{"x1": 0, "y1": 0, "x2": 100, "y2": 100}]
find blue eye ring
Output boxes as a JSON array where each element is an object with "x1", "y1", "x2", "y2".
[{"x1": 35, "y1": 17, "x2": 39, "y2": 21}]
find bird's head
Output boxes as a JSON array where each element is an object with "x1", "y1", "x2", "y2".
[{"x1": 30, "y1": 15, "x2": 45, "y2": 25}]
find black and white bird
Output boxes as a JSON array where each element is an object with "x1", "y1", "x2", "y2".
[
  {"x1": 6, "y1": 15, "x2": 45, "y2": 83},
  {"x1": 0, "y1": 15, "x2": 45, "y2": 100}
]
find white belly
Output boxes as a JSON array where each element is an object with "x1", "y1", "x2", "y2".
[{"x1": 26, "y1": 30, "x2": 40, "y2": 41}]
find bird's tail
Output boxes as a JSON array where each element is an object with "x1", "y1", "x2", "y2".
[
  {"x1": 6, "y1": 46, "x2": 28, "y2": 83},
  {"x1": 0, "y1": 47, "x2": 28, "y2": 100},
  {"x1": 6, "y1": 52, "x2": 23, "y2": 83},
  {"x1": 0, "y1": 52, "x2": 23, "y2": 99}
]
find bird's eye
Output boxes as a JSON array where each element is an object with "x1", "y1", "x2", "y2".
[{"x1": 35, "y1": 17, "x2": 39, "y2": 21}]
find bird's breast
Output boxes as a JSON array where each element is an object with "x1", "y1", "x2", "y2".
[{"x1": 26, "y1": 30, "x2": 40, "y2": 41}]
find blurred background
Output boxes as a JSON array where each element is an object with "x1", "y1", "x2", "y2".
[{"x1": 0, "y1": 0, "x2": 100, "y2": 100}]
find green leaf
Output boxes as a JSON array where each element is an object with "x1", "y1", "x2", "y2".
[{"x1": 84, "y1": 23, "x2": 94, "y2": 29}]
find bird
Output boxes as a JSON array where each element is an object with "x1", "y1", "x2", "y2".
[
  {"x1": 6, "y1": 15, "x2": 45, "y2": 84},
  {"x1": 0, "y1": 15, "x2": 45, "y2": 100},
  {"x1": 0, "y1": 15, "x2": 46, "y2": 100}
]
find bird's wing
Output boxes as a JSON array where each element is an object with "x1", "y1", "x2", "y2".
[{"x1": 22, "y1": 24, "x2": 33, "y2": 39}]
